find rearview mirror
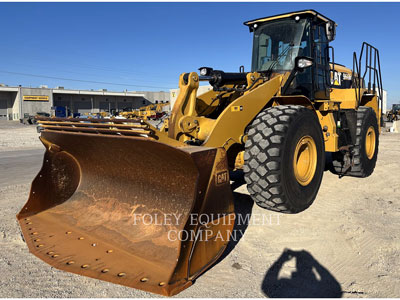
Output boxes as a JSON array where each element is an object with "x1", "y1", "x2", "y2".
[
  {"x1": 295, "y1": 56, "x2": 313, "y2": 70},
  {"x1": 326, "y1": 21, "x2": 336, "y2": 42}
]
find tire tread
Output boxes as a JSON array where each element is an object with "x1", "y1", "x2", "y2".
[{"x1": 244, "y1": 105, "x2": 311, "y2": 213}]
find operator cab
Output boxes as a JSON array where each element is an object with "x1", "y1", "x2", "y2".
[{"x1": 245, "y1": 10, "x2": 337, "y2": 100}]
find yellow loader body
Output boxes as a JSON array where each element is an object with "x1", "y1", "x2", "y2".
[{"x1": 17, "y1": 9, "x2": 383, "y2": 297}]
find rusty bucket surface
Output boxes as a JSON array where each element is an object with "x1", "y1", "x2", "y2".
[{"x1": 17, "y1": 129, "x2": 234, "y2": 296}]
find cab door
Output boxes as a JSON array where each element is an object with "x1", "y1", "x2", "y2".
[{"x1": 312, "y1": 24, "x2": 330, "y2": 99}]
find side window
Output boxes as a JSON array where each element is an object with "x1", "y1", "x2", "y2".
[
  {"x1": 314, "y1": 25, "x2": 328, "y2": 63},
  {"x1": 258, "y1": 33, "x2": 272, "y2": 69},
  {"x1": 290, "y1": 23, "x2": 310, "y2": 69},
  {"x1": 283, "y1": 23, "x2": 312, "y2": 98},
  {"x1": 314, "y1": 25, "x2": 329, "y2": 99},
  {"x1": 278, "y1": 41, "x2": 292, "y2": 66},
  {"x1": 299, "y1": 22, "x2": 311, "y2": 57}
]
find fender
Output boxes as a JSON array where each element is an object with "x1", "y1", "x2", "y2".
[{"x1": 203, "y1": 75, "x2": 283, "y2": 149}]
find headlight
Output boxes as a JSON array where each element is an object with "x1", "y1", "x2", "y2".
[
  {"x1": 200, "y1": 68, "x2": 208, "y2": 76},
  {"x1": 198, "y1": 67, "x2": 213, "y2": 76}
]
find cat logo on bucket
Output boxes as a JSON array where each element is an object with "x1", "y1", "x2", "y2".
[{"x1": 216, "y1": 171, "x2": 228, "y2": 185}]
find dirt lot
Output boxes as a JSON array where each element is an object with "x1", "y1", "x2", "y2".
[
  {"x1": 0, "y1": 121, "x2": 42, "y2": 151},
  {"x1": 0, "y1": 121, "x2": 399, "y2": 297}
]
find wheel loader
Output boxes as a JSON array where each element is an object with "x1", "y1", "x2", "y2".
[
  {"x1": 119, "y1": 102, "x2": 170, "y2": 120},
  {"x1": 17, "y1": 10, "x2": 383, "y2": 296},
  {"x1": 386, "y1": 104, "x2": 400, "y2": 122},
  {"x1": 138, "y1": 102, "x2": 171, "y2": 120}
]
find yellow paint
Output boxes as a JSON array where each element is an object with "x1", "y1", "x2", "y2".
[
  {"x1": 231, "y1": 106, "x2": 243, "y2": 112},
  {"x1": 360, "y1": 94, "x2": 380, "y2": 127},
  {"x1": 244, "y1": 10, "x2": 331, "y2": 26},
  {"x1": 163, "y1": 61, "x2": 379, "y2": 159},
  {"x1": 315, "y1": 100, "x2": 337, "y2": 111},
  {"x1": 293, "y1": 136, "x2": 317, "y2": 186},
  {"x1": 329, "y1": 89, "x2": 358, "y2": 109},
  {"x1": 23, "y1": 95, "x2": 49, "y2": 101},
  {"x1": 365, "y1": 126, "x2": 376, "y2": 159},
  {"x1": 234, "y1": 151, "x2": 244, "y2": 170},
  {"x1": 196, "y1": 89, "x2": 221, "y2": 116},
  {"x1": 204, "y1": 75, "x2": 282, "y2": 148},
  {"x1": 168, "y1": 72, "x2": 199, "y2": 142},
  {"x1": 330, "y1": 64, "x2": 352, "y2": 75},
  {"x1": 315, "y1": 110, "x2": 338, "y2": 152}
]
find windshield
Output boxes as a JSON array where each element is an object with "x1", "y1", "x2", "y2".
[
  {"x1": 251, "y1": 19, "x2": 308, "y2": 72},
  {"x1": 393, "y1": 104, "x2": 400, "y2": 111}
]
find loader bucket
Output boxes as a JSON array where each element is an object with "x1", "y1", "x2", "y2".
[{"x1": 17, "y1": 122, "x2": 234, "y2": 296}]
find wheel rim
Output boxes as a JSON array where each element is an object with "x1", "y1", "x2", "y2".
[
  {"x1": 365, "y1": 126, "x2": 376, "y2": 159},
  {"x1": 293, "y1": 136, "x2": 317, "y2": 186}
]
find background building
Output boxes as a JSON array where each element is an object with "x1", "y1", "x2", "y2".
[{"x1": 0, "y1": 84, "x2": 170, "y2": 120}]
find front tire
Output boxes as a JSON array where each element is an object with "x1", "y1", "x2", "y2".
[{"x1": 243, "y1": 105, "x2": 325, "y2": 213}]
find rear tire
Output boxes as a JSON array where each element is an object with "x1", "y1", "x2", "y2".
[
  {"x1": 331, "y1": 106, "x2": 379, "y2": 177},
  {"x1": 243, "y1": 105, "x2": 325, "y2": 213}
]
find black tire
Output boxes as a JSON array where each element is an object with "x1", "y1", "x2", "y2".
[
  {"x1": 331, "y1": 106, "x2": 379, "y2": 177},
  {"x1": 243, "y1": 105, "x2": 325, "y2": 213}
]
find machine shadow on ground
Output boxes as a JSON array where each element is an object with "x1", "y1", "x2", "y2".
[{"x1": 262, "y1": 249, "x2": 343, "y2": 298}]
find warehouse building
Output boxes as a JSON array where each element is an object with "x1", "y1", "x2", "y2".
[{"x1": 0, "y1": 84, "x2": 170, "y2": 120}]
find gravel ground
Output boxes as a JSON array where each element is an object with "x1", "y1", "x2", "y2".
[
  {"x1": 0, "y1": 121, "x2": 41, "y2": 151},
  {"x1": 0, "y1": 124, "x2": 399, "y2": 297}
]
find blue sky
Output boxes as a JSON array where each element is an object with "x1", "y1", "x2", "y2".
[{"x1": 0, "y1": 2, "x2": 398, "y2": 105}]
